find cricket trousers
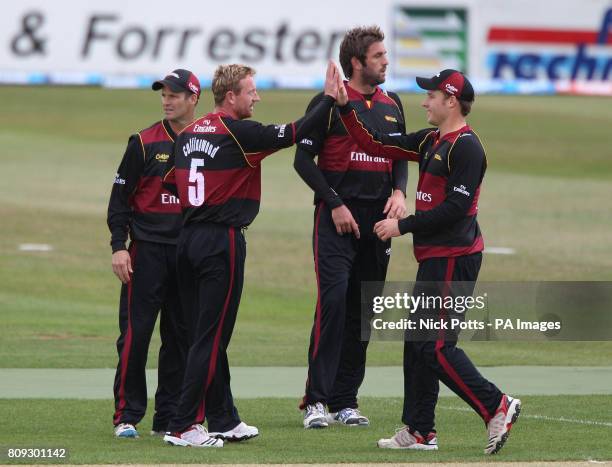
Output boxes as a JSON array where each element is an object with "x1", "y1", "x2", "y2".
[
  {"x1": 167, "y1": 223, "x2": 244, "y2": 433},
  {"x1": 113, "y1": 240, "x2": 188, "y2": 432},
  {"x1": 304, "y1": 200, "x2": 390, "y2": 412},
  {"x1": 402, "y1": 252, "x2": 503, "y2": 434}
]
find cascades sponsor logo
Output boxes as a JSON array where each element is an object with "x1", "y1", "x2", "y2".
[
  {"x1": 275, "y1": 124, "x2": 286, "y2": 138},
  {"x1": 188, "y1": 82, "x2": 199, "y2": 94},
  {"x1": 385, "y1": 247, "x2": 392, "y2": 256},
  {"x1": 445, "y1": 83, "x2": 458, "y2": 95},
  {"x1": 183, "y1": 137, "x2": 220, "y2": 158},
  {"x1": 113, "y1": 173, "x2": 126, "y2": 185},
  {"x1": 416, "y1": 191, "x2": 432, "y2": 202},
  {"x1": 350, "y1": 151, "x2": 389, "y2": 163},
  {"x1": 453, "y1": 184, "x2": 470, "y2": 196},
  {"x1": 300, "y1": 138, "x2": 313, "y2": 146},
  {"x1": 155, "y1": 153, "x2": 170, "y2": 162}
]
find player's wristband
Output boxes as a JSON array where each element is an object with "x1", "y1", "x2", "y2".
[
  {"x1": 111, "y1": 242, "x2": 128, "y2": 253},
  {"x1": 398, "y1": 216, "x2": 415, "y2": 235}
]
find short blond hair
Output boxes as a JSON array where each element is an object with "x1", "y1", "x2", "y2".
[{"x1": 212, "y1": 64, "x2": 256, "y2": 105}]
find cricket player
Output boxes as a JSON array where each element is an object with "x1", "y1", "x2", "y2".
[
  {"x1": 335, "y1": 69, "x2": 521, "y2": 454},
  {"x1": 107, "y1": 69, "x2": 199, "y2": 438},
  {"x1": 294, "y1": 26, "x2": 408, "y2": 428},
  {"x1": 162, "y1": 62, "x2": 341, "y2": 448}
]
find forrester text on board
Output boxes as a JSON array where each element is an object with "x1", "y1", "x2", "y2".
[{"x1": 77, "y1": 15, "x2": 345, "y2": 63}]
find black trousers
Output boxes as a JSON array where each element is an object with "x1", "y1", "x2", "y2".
[
  {"x1": 402, "y1": 252, "x2": 503, "y2": 434},
  {"x1": 167, "y1": 223, "x2": 244, "y2": 433},
  {"x1": 304, "y1": 201, "x2": 390, "y2": 412},
  {"x1": 113, "y1": 241, "x2": 188, "y2": 432}
]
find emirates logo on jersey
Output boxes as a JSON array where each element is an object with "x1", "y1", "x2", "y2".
[
  {"x1": 416, "y1": 191, "x2": 432, "y2": 202},
  {"x1": 453, "y1": 185, "x2": 470, "y2": 197},
  {"x1": 350, "y1": 151, "x2": 389, "y2": 163},
  {"x1": 193, "y1": 124, "x2": 217, "y2": 133},
  {"x1": 161, "y1": 193, "x2": 180, "y2": 204}
]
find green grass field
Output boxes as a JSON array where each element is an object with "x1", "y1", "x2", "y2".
[
  {"x1": 2, "y1": 396, "x2": 612, "y2": 463},
  {"x1": 1, "y1": 87, "x2": 611, "y2": 463}
]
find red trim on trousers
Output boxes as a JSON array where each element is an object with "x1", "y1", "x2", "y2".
[
  {"x1": 113, "y1": 242, "x2": 137, "y2": 425},
  {"x1": 195, "y1": 227, "x2": 236, "y2": 423},
  {"x1": 444, "y1": 256, "x2": 455, "y2": 287},
  {"x1": 300, "y1": 204, "x2": 323, "y2": 409},
  {"x1": 434, "y1": 257, "x2": 491, "y2": 423},
  {"x1": 312, "y1": 203, "x2": 323, "y2": 359}
]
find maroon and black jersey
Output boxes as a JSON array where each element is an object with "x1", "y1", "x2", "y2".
[
  {"x1": 295, "y1": 83, "x2": 407, "y2": 206},
  {"x1": 339, "y1": 104, "x2": 487, "y2": 262},
  {"x1": 107, "y1": 120, "x2": 182, "y2": 252},
  {"x1": 172, "y1": 96, "x2": 335, "y2": 228}
]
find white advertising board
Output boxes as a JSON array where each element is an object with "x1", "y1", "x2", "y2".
[{"x1": 1, "y1": 0, "x2": 610, "y2": 93}]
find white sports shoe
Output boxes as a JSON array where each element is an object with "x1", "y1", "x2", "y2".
[
  {"x1": 163, "y1": 424, "x2": 224, "y2": 448},
  {"x1": 209, "y1": 422, "x2": 259, "y2": 442},
  {"x1": 484, "y1": 394, "x2": 521, "y2": 454},
  {"x1": 303, "y1": 402, "x2": 329, "y2": 429},
  {"x1": 327, "y1": 408, "x2": 369, "y2": 426},
  {"x1": 377, "y1": 426, "x2": 438, "y2": 450},
  {"x1": 114, "y1": 423, "x2": 139, "y2": 438}
]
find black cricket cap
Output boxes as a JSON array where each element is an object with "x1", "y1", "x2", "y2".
[
  {"x1": 152, "y1": 69, "x2": 200, "y2": 97},
  {"x1": 416, "y1": 69, "x2": 474, "y2": 101}
]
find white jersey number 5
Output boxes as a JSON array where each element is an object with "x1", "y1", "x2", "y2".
[{"x1": 188, "y1": 158, "x2": 205, "y2": 206}]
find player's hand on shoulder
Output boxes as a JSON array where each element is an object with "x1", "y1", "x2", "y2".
[
  {"x1": 331, "y1": 204, "x2": 360, "y2": 239},
  {"x1": 112, "y1": 250, "x2": 133, "y2": 284},
  {"x1": 374, "y1": 218, "x2": 400, "y2": 241}
]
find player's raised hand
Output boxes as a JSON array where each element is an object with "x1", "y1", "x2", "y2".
[
  {"x1": 331, "y1": 205, "x2": 360, "y2": 239},
  {"x1": 336, "y1": 71, "x2": 348, "y2": 106},
  {"x1": 112, "y1": 250, "x2": 133, "y2": 284},
  {"x1": 374, "y1": 218, "x2": 401, "y2": 241},
  {"x1": 324, "y1": 60, "x2": 339, "y2": 99}
]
